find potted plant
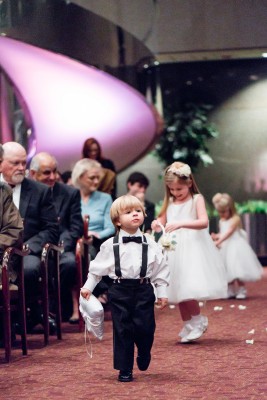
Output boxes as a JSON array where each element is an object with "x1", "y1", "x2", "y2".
[{"x1": 153, "y1": 102, "x2": 219, "y2": 170}]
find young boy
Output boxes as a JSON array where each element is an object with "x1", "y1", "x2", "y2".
[{"x1": 80, "y1": 195, "x2": 169, "y2": 382}]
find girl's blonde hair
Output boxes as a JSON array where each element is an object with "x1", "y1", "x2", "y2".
[
  {"x1": 158, "y1": 162, "x2": 200, "y2": 217},
  {"x1": 212, "y1": 192, "x2": 237, "y2": 217},
  {"x1": 110, "y1": 195, "x2": 146, "y2": 231}
]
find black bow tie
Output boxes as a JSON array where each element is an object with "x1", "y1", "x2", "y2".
[
  {"x1": 122, "y1": 236, "x2": 142, "y2": 244},
  {"x1": 8, "y1": 183, "x2": 16, "y2": 189}
]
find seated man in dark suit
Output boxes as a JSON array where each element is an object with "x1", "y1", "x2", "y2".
[
  {"x1": 29, "y1": 152, "x2": 84, "y2": 323},
  {"x1": 0, "y1": 144, "x2": 24, "y2": 263},
  {"x1": 0, "y1": 143, "x2": 24, "y2": 345},
  {"x1": 126, "y1": 172, "x2": 155, "y2": 233},
  {"x1": 1, "y1": 142, "x2": 59, "y2": 333}
]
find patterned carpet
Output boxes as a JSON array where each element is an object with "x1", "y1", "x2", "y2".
[{"x1": 1, "y1": 270, "x2": 267, "y2": 400}]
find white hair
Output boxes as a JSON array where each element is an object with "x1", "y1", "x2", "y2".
[
  {"x1": 29, "y1": 152, "x2": 57, "y2": 171},
  {"x1": 71, "y1": 158, "x2": 101, "y2": 188},
  {"x1": 2, "y1": 142, "x2": 26, "y2": 158}
]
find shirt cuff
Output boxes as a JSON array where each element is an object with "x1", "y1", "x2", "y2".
[
  {"x1": 156, "y1": 285, "x2": 168, "y2": 299},
  {"x1": 82, "y1": 274, "x2": 100, "y2": 292}
]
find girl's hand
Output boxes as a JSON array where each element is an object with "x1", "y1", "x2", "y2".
[
  {"x1": 211, "y1": 232, "x2": 219, "y2": 240},
  {"x1": 165, "y1": 222, "x2": 181, "y2": 233},
  {"x1": 80, "y1": 288, "x2": 91, "y2": 300},
  {"x1": 214, "y1": 239, "x2": 221, "y2": 249},
  {"x1": 157, "y1": 297, "x2": 168, "y2": 310},
  {"x1": 151, "y1": 219, "x2": 162, "y2": 233}
]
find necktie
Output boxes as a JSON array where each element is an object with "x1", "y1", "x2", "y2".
[
  {"x1": 122, "y1": 236, "x2": 142, "y2": 244},
  {"x1": 8, "y1": 183, "x2": 16, "y2": 189}
]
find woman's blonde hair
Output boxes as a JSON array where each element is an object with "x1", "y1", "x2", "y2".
[
  {"x1": 110, "y1": 195, "x2": 146, "y2": 231},
  {"x1": 158, "y1": 162, "x2": 200, "y2": 217},
  {"x1": 212, "y1": 192, "x2": 237, "y2": 217},
  {"x1": 71, "y1": 158, "x2": 101, "y2": 189}
]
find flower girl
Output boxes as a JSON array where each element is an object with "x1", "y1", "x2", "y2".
[
  {"x1": 152, "y1": 162, "x2": 227, "y2": 343},
  {"x1": 211, "y1": 193, "x2": 263, "y2": 299}
]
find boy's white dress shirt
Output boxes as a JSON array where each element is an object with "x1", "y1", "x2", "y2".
[{"x1": 83, "y1": 228, "x2": 169, "y2": 299}]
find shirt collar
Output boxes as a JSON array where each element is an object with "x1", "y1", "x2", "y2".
[{"x1": 119, "y1": 228, "x2": 142, "y2": 238}]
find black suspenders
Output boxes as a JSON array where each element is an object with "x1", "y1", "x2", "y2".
[{"x1": 113, "y1": 234, "x2": 148, "y2": 281}]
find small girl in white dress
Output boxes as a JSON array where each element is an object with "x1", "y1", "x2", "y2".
[
  {"x1": 211, "y1": 193, "x2": 263, "y2": 299},
  {"x1": 152, "y1": 162, "x2": 227, "y2": 343}
]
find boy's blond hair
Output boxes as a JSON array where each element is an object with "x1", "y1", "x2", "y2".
[{"x1": 110, "y1": 195, "x2": 146, "y2": 231}]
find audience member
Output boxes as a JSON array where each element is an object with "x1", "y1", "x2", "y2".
[
  {"x1": 0, "y1": 144, "x2": 24, "y2": 346},
  {"x1": 126, "y1": 172, "x2": 155, "y2": 233},
  {"x1": 0, "y1": 143, "x2": 24, "y2": 282},
  {"x1": 30, "y1": 152, "x2": 84, "y2": 323},
  {"x1": 1, "y1": 142, "x2": 59, "y2": 333},
  {"x1": 82, "y1": 137, "x2": 116, "y2": 198},
  {"x1": 72, "y1": 158, "x2": 115, "y2": 304}
]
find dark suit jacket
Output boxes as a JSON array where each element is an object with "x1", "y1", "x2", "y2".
[
  {"x1": 0, "y1": 183, "x2": 23, "y2": 260},
  {"x1": 19, "y1": 178, "x2": 59, "y2": 255},
  {"x1": 52, "y1": 182, "x2": 83, "y2": 252},
  {"x1": 143, "y1": 199, "x2": 155, "y2": 232}
]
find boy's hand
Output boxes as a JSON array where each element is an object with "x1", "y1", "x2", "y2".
[
  {"x1": 80, "y1": 287, "x2": 91, "y2": 300},
  {"x1": 157, "y1": 297, "x2": 168, "y2": 310}
]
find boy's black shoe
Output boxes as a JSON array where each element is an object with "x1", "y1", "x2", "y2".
[
  {"x1": 118, "y1": 370, "x2": 133, "y2": 382},
  {"x1": 136, "y1": 354, "x2": 151, "y2": 371}
]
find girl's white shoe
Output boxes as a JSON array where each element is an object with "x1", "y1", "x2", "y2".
[
  {"x1": 227, "y1": 284, "x2": 236, "y2": 298},
  {"x1": 178, "y1": 323, "x2": 193, "y2": 339},
  {"x1": 235, "y1": 286, "x2": 247, "y2": 299},
  {"x1": 180, "y1": 315, "x2": 208, "y2": 343}
]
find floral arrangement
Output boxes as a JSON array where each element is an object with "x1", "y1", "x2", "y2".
[
  {"x1": 168, "y1": 164, "x2": 191, "y2": 178},
  {"x1": 157, "y1": 222, "x2": 177, "y2": 251},
  {"x1": 144, "y1": 221, "x2": 177, "y2": 251},
  {"x1": 153, "y1": 102, "x2": 219, "y2": 171}
]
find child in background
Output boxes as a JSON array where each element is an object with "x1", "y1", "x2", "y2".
[
  {"x1": 126, "y1": 172, "x2": 155, "y2": 233},
  {"x1": 80, "y1": 195, "x2": 169, "y2": 382},
  {"x1": 152, "y1": 162, "x2": 227, "y2": 344},
  {"x1": 211, "y1": 193, "x2": 263, "y2": 299}
]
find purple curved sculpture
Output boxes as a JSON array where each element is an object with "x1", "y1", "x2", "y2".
[{"x1": 0, "y1": 36, "x2": 159, "y2": 171}]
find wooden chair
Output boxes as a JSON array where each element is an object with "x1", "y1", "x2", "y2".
[
  {"x1": 0, "y1": 244, "x2": 30, "y2": 363},
  {"x1": 40, "y1": 241, "x2": 64, "y2": 346},
  {"x1": 75, "y1": 215, "x2": 90, "y2": 332}
]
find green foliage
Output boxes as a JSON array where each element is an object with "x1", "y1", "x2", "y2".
[
  {"x1": 155, "y1": 200, "x2": 163, "y2": 216},
  {"x1": 153, "y1": 102, "x2": 219, "y2": 171},
  {"x1": 235, "y1": 200, "x2": 267, "y2": 214},
  {"x1": 209, "y1": 200, "x2": 267, "y2": 217}
]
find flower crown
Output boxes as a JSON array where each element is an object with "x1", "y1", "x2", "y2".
[{"x1": 168, "y1": 164, "x2": 191, "y2": 178}]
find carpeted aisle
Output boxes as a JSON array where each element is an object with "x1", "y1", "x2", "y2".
[{"x1": 1, "y1": 270, "x2": 267, "y2": 400}]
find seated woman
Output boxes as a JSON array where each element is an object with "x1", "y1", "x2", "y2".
[
  {"x1": 71, "y1": 158, "x2": 115, "y2": 317},
  {"x1": 82, "y1": 137, "x2": 117, "y2": 199}
]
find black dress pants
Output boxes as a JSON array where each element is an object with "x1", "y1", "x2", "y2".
[{"x1": 108, "y1": 280, "x2": 156, "y2": 371}]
